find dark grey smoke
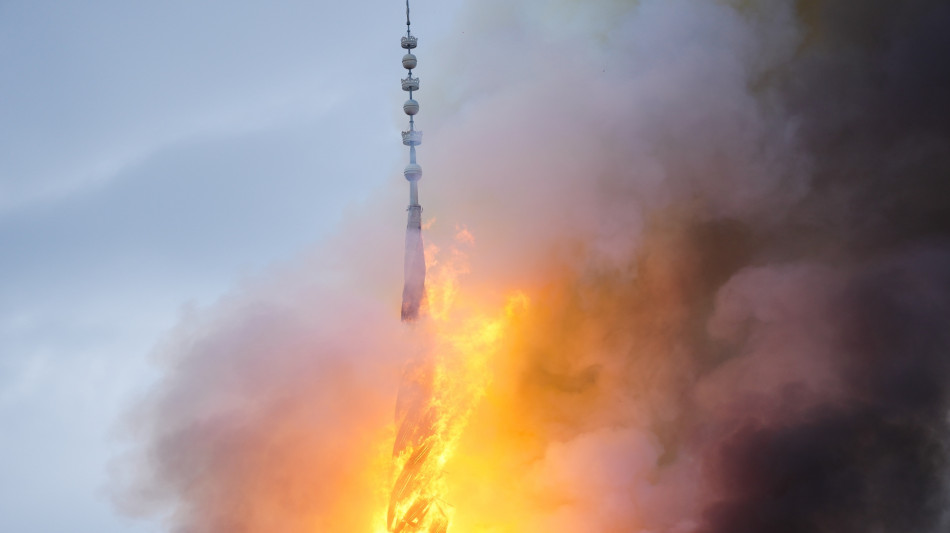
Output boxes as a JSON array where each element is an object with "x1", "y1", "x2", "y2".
[
  {"x1": 700, "y1": 251, "x2": 950, "y2": 533},
  {"x1": 695, "y1": 1, "x2": 950, "y2": 531}
]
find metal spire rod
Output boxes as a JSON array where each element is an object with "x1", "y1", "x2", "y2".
[{"x1": 399, "y1": 0, "x2": 424, "y2": 316}]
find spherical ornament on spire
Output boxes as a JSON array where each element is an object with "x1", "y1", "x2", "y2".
[
  {"x1": 404, "y1": 163, "x2": 422, "y2": 182},
  {"x1": 403, "y1": 99, "x2": 419, "y2": 115},
  {"x1": 402, "y1": 53, "x2": 417, "y2": 69}
]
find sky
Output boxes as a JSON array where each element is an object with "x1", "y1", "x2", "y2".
[{"x1": 0, "y1": 1, "x2": 463, "y2": 531}]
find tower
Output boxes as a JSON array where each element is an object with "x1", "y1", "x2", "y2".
[{"x1": 400, "y1": 0, "x2": 426, "y2": 322}]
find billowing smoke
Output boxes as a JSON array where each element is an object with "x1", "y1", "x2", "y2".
[{"x1": 113, "y1": 0, "x2": 950, "y2": 532}]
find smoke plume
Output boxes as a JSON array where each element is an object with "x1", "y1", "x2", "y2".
[{"x1": 114, "y1": 0, "x2": 950, "y2": 532}]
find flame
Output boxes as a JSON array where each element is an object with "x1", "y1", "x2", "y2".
[{"x1": 378, "y1": 229, "x2": 529, "y2": 533}]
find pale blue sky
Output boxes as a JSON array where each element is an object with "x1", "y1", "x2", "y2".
[{"x1": 0, "y1": 1, "x2": 463, "y2": 530}]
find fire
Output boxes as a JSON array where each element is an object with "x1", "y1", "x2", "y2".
[{"x1": 379, "y1": 229, "x2": 529, "y2": 533}]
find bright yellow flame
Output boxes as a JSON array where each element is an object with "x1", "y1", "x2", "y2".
[{"x1": 376, "y1": 231, "x2": 529, "y2": 533}]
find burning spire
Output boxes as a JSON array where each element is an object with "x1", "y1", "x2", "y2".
[
  {"x1": 400, "y1": 0, "x2": 426, "y2": 322},
  {"x1": 389, "y1": 2, "x2": 451, "y2": 532}
]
